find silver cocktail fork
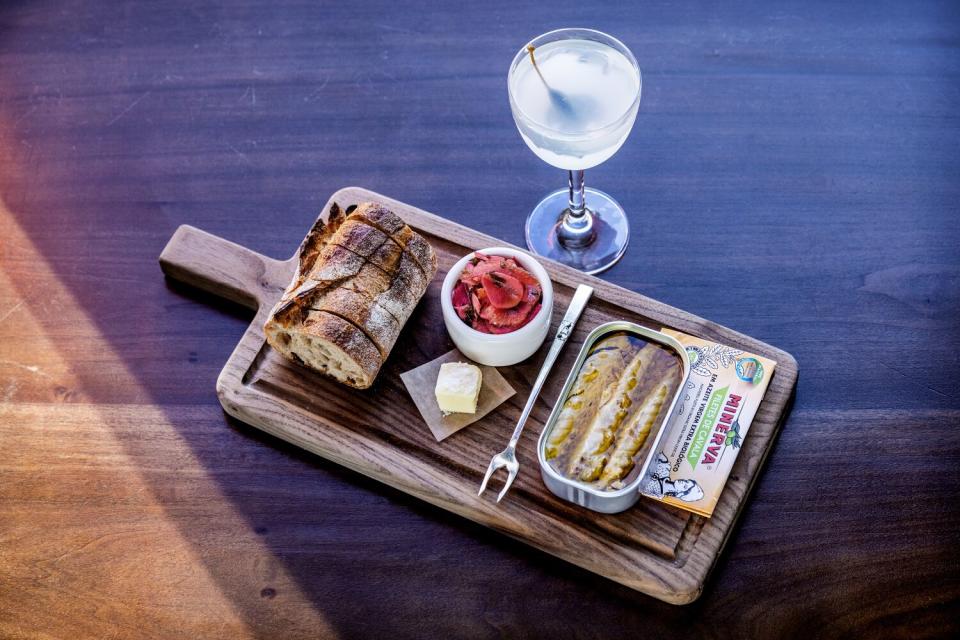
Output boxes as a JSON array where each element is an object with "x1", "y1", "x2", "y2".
[{"x1": 478, "y1": 284, "x2": 593, "y2": 502}]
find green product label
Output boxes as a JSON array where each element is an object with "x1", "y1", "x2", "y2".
[{"x1": 686, "y1": 385, "x2": 728, "y2": 470}]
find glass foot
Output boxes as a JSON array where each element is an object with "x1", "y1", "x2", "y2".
[{"x1": 524, "y1": 187, "x2": 630, "y2": 275}]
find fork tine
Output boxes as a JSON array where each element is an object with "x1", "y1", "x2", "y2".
[
  {"x1": 496, "y1": 467, "x2": 518, "y2": 503},
  {"x1": 478, "y1": 458, "x2": 500, "y2": 496}
]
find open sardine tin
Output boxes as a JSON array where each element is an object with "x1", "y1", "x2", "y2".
[{"x1": 537, "y1": 321, "x2": 691, "y2": 514}]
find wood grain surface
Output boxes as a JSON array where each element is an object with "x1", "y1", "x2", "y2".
[
  {"x1": 1, "y1": 0, "x2": 958, "y2": 638},
  {"x1": 159, "y1": 186, "x2": 798, "y2": 604}
]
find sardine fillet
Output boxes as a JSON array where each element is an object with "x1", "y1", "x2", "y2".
[
  {"x1": 568, "y1": 348, "x2": 654, "y2": 481},
  {"x1": 544, "y1": 336, "x2": 634, "y2": 460},
  {"x1": 599, "y1": 381, "x2": 669, "y2": 488}
]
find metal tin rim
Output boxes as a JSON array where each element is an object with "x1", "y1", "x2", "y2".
[{"x1": 536, "y1": 320, "x2": 692, "y2": 501}]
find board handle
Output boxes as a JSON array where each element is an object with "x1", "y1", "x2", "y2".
[{"x1": 159, "y1": 225, "x2": 290, "y2": 310}]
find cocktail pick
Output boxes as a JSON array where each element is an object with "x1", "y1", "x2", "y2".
[{"x1": 526, "y1": 45, "x2": 574, "y2": 115}]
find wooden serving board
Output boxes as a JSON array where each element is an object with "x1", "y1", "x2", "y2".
[{"x1": 159, "y1": 187, "x2": 798, "y2": 604}]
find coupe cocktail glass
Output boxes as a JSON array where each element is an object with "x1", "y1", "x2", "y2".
[{"x1": 508, "y1": 28, "x2": 641, "y2": 274}]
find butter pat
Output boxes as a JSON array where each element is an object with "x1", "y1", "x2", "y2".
[{"x1": 435, "y1": 362, "x2": 482, "y2": 414}]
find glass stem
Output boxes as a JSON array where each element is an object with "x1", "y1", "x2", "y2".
[
  {"x1": 558, "y1": 169, "x2": 594, "y2": 248},
  {"x1": 569, "y1": 169, "x2": 586, "y2": 217}
]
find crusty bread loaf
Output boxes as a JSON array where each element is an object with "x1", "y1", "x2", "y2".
[{"x1": 264, "y1": 202, "x2": 437, "y2": 389}]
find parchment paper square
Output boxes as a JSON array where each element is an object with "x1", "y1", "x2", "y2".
[{"x1": 401, "y1": 349, "x2": 516, "y2": 442}]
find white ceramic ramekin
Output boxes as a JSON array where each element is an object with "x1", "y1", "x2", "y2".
[{"x1": 440, "y1": 247, "x2": 554, "y2": 366}]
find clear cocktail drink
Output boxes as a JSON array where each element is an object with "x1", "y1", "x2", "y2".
[
  {"x1": 510, "y1": 38, "x2": 640, "y2": 170},
  {"x1": 508, "y1": 29, "x2": 642, "y2": 274}
]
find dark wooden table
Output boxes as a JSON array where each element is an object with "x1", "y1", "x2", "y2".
[{"x1": 1, "y1": 1, "x2": 958, "y2": 638}]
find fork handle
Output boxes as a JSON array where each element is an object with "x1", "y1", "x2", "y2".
[{"x1": 507, "y1": 284, "x2": 594, "y2": 448}]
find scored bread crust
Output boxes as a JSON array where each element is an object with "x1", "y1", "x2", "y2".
[
  {"x1": 402, "y1": 234, "x2": 438, "y2": 279},
  {"x1": 361, "y1": 236, "x2": 404, "y2": 275},
  {"x1": 309, "y1": 287, "x2": 401, "y2": 357},
  {"x1": 307, "y1": 244, "x2": 367, "y2": 286},
  {"x1": 350, "y1": 203, "x2": 437, "y2": 277},
  {"x1": 332, "y1": 219, "x2": 394, "y2": 259},
  {"x1": 291, "y1": 203, "x2": 347, "y2": 290},
  {"x1": 349, "y1": 202, "x2": 407, "y2": 237},
  {"x1": 264, "y1": 201, "x2": 438, "y2": 389},
  {"x1": 384, "y1": 253, "x2": 428, "y2": 319}
]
